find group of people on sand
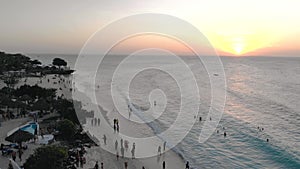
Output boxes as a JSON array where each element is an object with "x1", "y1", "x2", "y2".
[
  {"x1": 93, "y1": 161, "x2": 130, "y2": 169},
  {"x1": 90, "y1": 105, "x2": 196, "y2": 169},
  {"x1": 91, "y1": 118, "x2": 101, "y2": 126},
  {"x1": 6, "y1": 144, "x2": 24, "y2": 169},
  {"x1": 157, "y1": 141, "x2": 167, "y2": 156},
  {"x1": 10, "y1": 147, "x2": 23, "y2": 162},
  {"x1": 74, "y1": 147, "x2": 87, "y2": 168},
  {"x1": 8, "y1": 160, "x2": 14, "y2": 169},
  {"x1": 114, "y1": 139, "x2": 135, "y2": 159},
  {"x1": 1, "y1": 109, "x2": 28, "y2": 122},
  {"x1": 160, "y1": 160, "x2": 190, "y2": 169}
]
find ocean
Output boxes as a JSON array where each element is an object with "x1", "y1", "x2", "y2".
[{"x1": 30, "y1": 54, "x2": 300, "y2": 168}]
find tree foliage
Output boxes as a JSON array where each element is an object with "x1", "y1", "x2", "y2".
[
  {"x1": 0, "y1": 51, "x2": 44, "y2": 74},
  {"x1": 53, "y1": 98, "x2": 79, "y2": 124},
  {"x1": 30, "y1": 59, "x2": 42, "y2": 65},
  {"x1": 13, "y1": 85, "x2": 56, "y2": 100},
  {"x1": 52, "y1": 58, "x2": 67, "y2": 68},
  {"x1": 24, "y1": 146, "x2": 67, "y2": 169},
  {"x1": 57, "y1": 119, "x2": 76, "y2": 141}
]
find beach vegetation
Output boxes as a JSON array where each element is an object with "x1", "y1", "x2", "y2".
[
  {"x1": 57, "y1": 119, "x2": 76, "y2": 141},
  {"x1": 23, "y1": 145, "x2": 67, "y2": 169}
]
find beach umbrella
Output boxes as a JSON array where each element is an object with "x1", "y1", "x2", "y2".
[
  {"x1": 5, "y1": 129, "x2": 34, "y2": 143},
  {"x1": 20, "y1": 123, "x2": 38, "y2": 135},
  {"x1": 5, "y1": 123, "x2": 37, "y2": 143}
]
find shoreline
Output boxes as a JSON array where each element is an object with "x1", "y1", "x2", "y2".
[{"x1": 76, "y1": 88, "x2": 187, "y2": 169}]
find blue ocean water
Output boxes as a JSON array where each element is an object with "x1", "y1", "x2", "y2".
[{"x1": 31, "y1": 54, "x2": 300, "y2": 168}]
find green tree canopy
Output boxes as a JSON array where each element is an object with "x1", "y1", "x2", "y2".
[
  {"x1": 52, "y1": 58, "x2": 67, "y2": 68},
  {"x1": 13, "y1": 85, "x2": 56, "y2": 100},
  {"x1": 0, "y1": 51, "x2": 38, "y2": 72},
  {"x1": 23, "y1": 146, "x2": 67, "y2": 169},
  {"x1": 30, "y1": 59, "x2": 42, "y2": 65},
  {"x1": 57, "y1": 119, "x2": 76, "y2": 141},
  {"x1": 53, "y1": 98, "x2": 79, "y2": 124}
]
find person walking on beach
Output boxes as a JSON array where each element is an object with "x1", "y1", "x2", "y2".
[
  {"x1": 11, "y1": 151, "x2": 16, "y2": 161},
  {"x1": 128, "y1": 105, "x2": 132, "y2": 119},
  {"x1": 129, "y1": 110, "x2": 131, "y2": 119},
  {"x1": 162, "y1": 161, "x2": 166, "y2": 169},
  {"x1": 163, "y1": 141, "x2": 166, "y2": 151},
  {"x1": 79, "y1": 156, "x2": 84, "y2": 168},
  {"x1": 113, "y1": 119, "x2": 117, "y2": 132},
  {"x1": 158, "y1": 146, "x2": 162, "y2": 156},
  {"x1": 103, "y1": 134, "x2": 107, "y2": 145},
  {"x1": 116, "y1": 119, "x2": 120, "y2": 132},
  {"x1": 120, "y1": 139, "x2": 123, "y2": 148},
  {"x1": 116, "y1": 151, "x2": 119, "y2": 161},
  {"x1": 124, "y1": 162, "x2": 128, "y2": 169},
  {"x1": 101, "y1": 162, "x2": 104, "y2": 169},
  {"x1": 115, "y1": 140, "x2": 118, "y2": 150},
  {"x1": 124, "y1": 140, "x2": 129, "y2": 151},
  {"x1": 114, "y1": 124, "x2": 116, "y2": 132},
  {"x1": 131, "y1": 143, "x2": 136, "y2": 159},
  {"x1": 8, "y1": 160, "x2": 14, "y2": 169},
  {"x1": 94, "y1": 161, "x2": 99, "y2": 169},
  {"x1": 18, "y1": 148, "x2": 22, "y2": 161},
  {"x1": 97, "y1": 118, "x2": 101, "y2": 126},
  {"x1": 186, "y1": 161, "x2": 190, "y2": 169},
  {"x1": 121, "y1": 146, "x2": 125, "y2": 158}
]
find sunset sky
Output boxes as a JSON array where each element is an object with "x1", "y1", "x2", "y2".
[{"x1": 0, "y1": 0, "x2": 299, "y2": 56}]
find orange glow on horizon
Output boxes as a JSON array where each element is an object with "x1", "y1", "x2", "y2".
[{"x1": 110, "y1": 34, "x2": 204, "y2": 55}]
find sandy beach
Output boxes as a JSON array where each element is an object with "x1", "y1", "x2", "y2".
[
  {"x1": 82, "y1": 106, "x2": 186, "y2": 169},
  {"x1": 1, "y1": 74, "x2": 186, "y2": 169}
]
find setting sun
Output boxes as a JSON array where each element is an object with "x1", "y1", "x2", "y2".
[
  {"x1": 207, "y1": 29, "x2": 279, "y2": 56},
  {"x1": 234, "y1": 43, "x2": 244, "y2": 55}
]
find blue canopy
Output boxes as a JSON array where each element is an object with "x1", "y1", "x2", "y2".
[{"x1": 20, "y1": 122, "x2": 38, "y2": 135}]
